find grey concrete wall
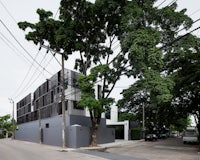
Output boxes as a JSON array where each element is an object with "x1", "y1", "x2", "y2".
[
  {"x1": 69, "y1": 115, "x2": 108, "y2": 128},
  {"x1": 69, "y1": 115, "x2": 91, "y2": 126},
  {"x1": 97, "y1": 127, "x2": 115, "y2": 144},
  {"x1": 67, "y1": 125, "x2": 90, "y2": 148},
  {"x1": 15, "y1": 121, "x2": 39, "y2": 143},
  {"x1": 15, "y1": 114, "x2": 115, "y2": 148},
  {"x1": 41, "y1": 116, "x2": 62, "y2": 146}
]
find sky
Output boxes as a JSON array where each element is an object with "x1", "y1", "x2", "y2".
[{"x1": 0, "y1": 0, "x2": 200, "y2": 121}]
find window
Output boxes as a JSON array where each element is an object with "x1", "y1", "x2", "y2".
[
  {"x1": 28, "y1": 104, "x2": 31, "y2": 112},
  {"x1": 51, "y1": 91, "x2": 54, "y2": 103},
  {"x1": 105, "y1": 109, "x2": 111, "y2": 119},
  {"x1": 65, "y1": 80, "x2": 68, "y2": 88},
  {"x1": 72, "y1": 79, "x2": 78, "y2": 87},
  {"x1": 45, "y1": 123, "x2": 49, "y2": 128},
  {"x1": 36, "y1": 100, "x2": 39, "y2": 110},
  {"x1": 46, "y1": 106, "x2": 52, "y2": 118},
  {"x1": 57, "y1": 87, "x2": 60, "y2": 94},
  {"x1": 73, "y1": 101, "x2": 83, "y2": 110},
  {"x1": 57, "y1": 103, "x2": 62, "y2": 115},
  {"x1": 46, "y1": 80, "x2": 49, "y2": 92},
  {"x1": 57, "y1": 101, "x2": 68, "y2": 115},
  {"x1": 97, "y1": 85, "x2": 102, "y2": 99},
  {"x1": 58, "y1": 71, "x2": 61, "y2": 85}
]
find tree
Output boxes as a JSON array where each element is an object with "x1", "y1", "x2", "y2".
[
  {"x1": 0, "y1": 114, "x2": 16, "y2": 138},
  {"x1": 118, "y1": 1, "x2": 193, "y2": 131},
  {"x1": 170, "y1": 117, "x2": 191, "y2": 132},
  {"x1": 18, "y1": 0, "x2": 127, "y2": 147},
  {"x1": 165, "y1": 33, "x2": 200, "y2": 138}
]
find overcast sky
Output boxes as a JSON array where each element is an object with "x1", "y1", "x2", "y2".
[{"x1": 0, "y1": 0, "x2": 200, "y2": 118}]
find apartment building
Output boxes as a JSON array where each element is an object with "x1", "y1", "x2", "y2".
[{"x1": 15, "y1": 69, "x2": 115, "y2": 148}]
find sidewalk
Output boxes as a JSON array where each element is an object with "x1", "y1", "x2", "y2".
[
  {"x1": 52, "y1": 139, "x2": 143, "y2": 153},
  {"x1": 78, "y1": 139, "x2": 143, "y2": 151},
  {"x1": 99, "y1": 139, "x2": 143, "y2": 148}
]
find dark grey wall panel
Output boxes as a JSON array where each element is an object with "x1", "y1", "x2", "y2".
[
  {"x1": 41, "y1": 116, "x2": 62, "y2": 146},
  {"x1": 15, "y1": 121, "x2": 39, "y2": 143},
  {"x1": 69, "y1": 115, "x2": 91, "y2": 127},
  {"x1": 67, "y1": 125, "x2": 90, "y2": 148},
  {"x1": 97, "y1": 127, "x2": 115, "y2": 144},
  {"x1": 15, "y1": 114, "x2": 115, "y2": 148}
]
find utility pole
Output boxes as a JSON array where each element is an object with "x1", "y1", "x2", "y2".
[
  {"x1": 8, "y1": 98, "x2": 15, "y2": 139},
  {"x1": 142, "y1": 103, "x2": 145, "y2": 138},
  {"x1": 38, "y1": 105, "x2": 42, "y2": 144},
  {"x1": 41, "y1": 45, "x2": 67, "y2": 148},
  {"x1": 61, "y1": 53, "x2": 66, "y2": 148}
]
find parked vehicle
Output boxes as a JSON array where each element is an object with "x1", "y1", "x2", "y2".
[
  {"x1": 183, "y1": 127, "x2": 199, "y2": 144},
  {"x1": 158, "y1": 130, "x2": 169, "y2": 139},
  {"x1": 170, "y1": 131, "x2": 178, "y2": 137},
  {"x1": 145, "y1": 134, "x2": 158, "y2": 141}
]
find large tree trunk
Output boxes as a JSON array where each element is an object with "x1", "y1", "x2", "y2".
[
  {"x1": 90, "y1": 125, "x2": 98, "y2": 147},
  {"x1": 89, "y1": 110, "x2": 101, "y2": 147}
]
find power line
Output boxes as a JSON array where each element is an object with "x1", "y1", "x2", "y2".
[
  {"x1": 13, "y1": 7, "x2": 61, "y2": 96},
  {"x1": 0, "y1": 1, "x2": 49, "y2": 99},
  {"x1": 167, "y1": 0, "x2": 177, "y2": 6},
  {"x1": 41, "y1": 45, "x2": 62, "y2": 67},
  {"x1": 0, "y1": 0, "x2": 17, "y2": 23},
  {"x1": 0, "y1": 31, "x2": 32, "y2": 65},
  {"x1": 157, "y1": 0, "x2": 167, "y2": 8},
  {"x1": 10, "y1": 49, "x2": 42, "y2": 98},
  {"x1": 15, "y1": 52, "x2": 51, "y2": 99},
  {"x1": 159, "y1": 26, "x2": 200, "y2": 50},
  {"x1": 177, "y1": 18, "x2": 200, "y2": 33},
  {"x1": 0, "y1": 1, "x2": 60, "y2": 100},
  {"x1": 0, "y1": 6, "x2": 60, "y2": 98},
  {"x1": 189, "y1": 8, "x2": 200, "y2": 17},
  {"x1": 0, "y1": 19, "x2": 53, "y2": 76},
  {"x1": 0, "y1": 22, "x2": 51, "y2": 99}
]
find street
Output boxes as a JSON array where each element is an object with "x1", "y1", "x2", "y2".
[
  {"x1": 0, "y1": 139, "x2": 107, "y2": 160},
  {"x1": 0, "y1": 139, "x2": 142, "y2": 160},
  {"x1": 0, "y1": 138, "x2": 199, "y2": 160},
  {"x1": 106, "y1": 137, "x2": 200, "y2": 160}
]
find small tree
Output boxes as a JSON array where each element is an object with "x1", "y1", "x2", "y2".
[{"x1": 0, "y1": 114, "x2": 16, "y2": 138}]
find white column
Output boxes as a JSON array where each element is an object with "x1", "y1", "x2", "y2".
[
  {"x1": 124, "y1": 120, "x2": 129, "y2": 140},
  {"x1": 110, "y1": 105, "x2": 118, "y2": 122}
]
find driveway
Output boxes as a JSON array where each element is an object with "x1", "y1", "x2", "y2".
[{"x1": 105, "y1": 137, "x2": 200, "y2": 160}]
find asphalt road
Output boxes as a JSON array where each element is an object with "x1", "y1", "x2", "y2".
[
  {"x1": 0, "y1": 139, "x2": 106, "y2": 160},
  {"x1": 0, "y1": 138, "x2": 199, "y2": 160},
  {"x1": 0, "y1": 139, "x2": 143, "y2": 160},
  {"x1": 106, "y1": 137, "x2": 200, "y2": 160}
]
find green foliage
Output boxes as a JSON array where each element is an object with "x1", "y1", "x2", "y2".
[
  {"x1": 164, "y1": 27, "x2": 200, "y2": 135},
  {"x1": 17, "y1": 0, "x2": 200, "y2": 146},
  {"x1": 0, "y1": 134, "x2": 4, "y2": 139},
  {"x1": 170, "y1": 117, "x2": 191, "y2": 132},
  {"x1": 118, "y1": 0, "x2": 195, "y2": 132},
  {"x1": 131, "y1": 128, "x2": 141, "y2": 140},
  {"x1": 77, "y1": 73, "x2": 114, "y2": 122},
  {"x1": 18, "y1": 0, "x2": 127, "y2": 147},
  {"x1": 118, "y1": 112, "x2": 137, "y2": 122},
  {"x1": 0, "y1": 114, "x2": 16, "y2": 135}
]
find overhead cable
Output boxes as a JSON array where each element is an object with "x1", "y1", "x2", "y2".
[{"x1": 0, "y1": 19, "x2": 53, "y2": 75}]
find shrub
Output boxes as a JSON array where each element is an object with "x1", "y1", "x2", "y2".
[
  {"x1": 131, "y1": 128, "x2": 141, "y2": 140},
  {"x1": 0, "y1": 134, "x2": 4, "y2": 139}
]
